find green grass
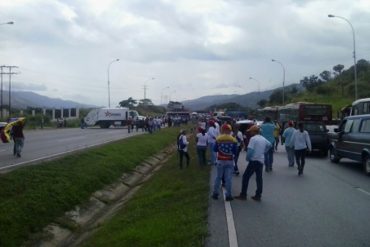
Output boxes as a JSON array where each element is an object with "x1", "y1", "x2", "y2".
[
  {"x1": 0, "y1": 127, "x2": 185, "y2": 247},
  {"x1": 81, "y1": 134, "x2": 210, "y2": 247}
]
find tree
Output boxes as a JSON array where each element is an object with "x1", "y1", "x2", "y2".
[
  {"x1": 139, "y1": 98, "x2": 154, "y2": 106},
  {"x1": 119, "y1": 97, "x2": 137, "y2": 108},
  {"x1": 257, "y1": 99, "x2": 267, "y2": 108},
  {"x1": 333, "y1": 64, "x2": 345, "y2": 96},
  {"x1": 333, "y1": 64, "x2": 344, "y2": 77},
  {"x1": 319, "y1": 70, "x2": 332, "y2": 82},
  {"x1": 269, "y1": 89, "x2": 283, "y2": 104},
  {"x1": 300, "y1": 75, "x2": 321, "y2": 91}
]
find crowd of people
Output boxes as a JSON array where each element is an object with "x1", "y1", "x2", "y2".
[{"x1": 177, "y1": 116, "x2": 312, "y2": 202}]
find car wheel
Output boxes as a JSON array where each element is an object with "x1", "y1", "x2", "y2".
[
  {"x1": 363, "y1": 156, "x2": 370, "y2": 176},
  {"x1": 329, "y1": 148, "x2": 340, "y2": 163}
]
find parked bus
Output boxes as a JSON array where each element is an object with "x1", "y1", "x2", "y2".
[
  {"x1": 256, "y1": 106, "x2": 279, "y2": 121},
  {"x1": 351, "y1": 98, "x2": 370, "y2": 116},
  {"x1": 278, "y1": 102, "x2": 332, "y2": 125}
]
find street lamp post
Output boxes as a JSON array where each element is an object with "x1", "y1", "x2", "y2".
[
  {"x1": 107, "y1": 58, "x2": 119, "y2": 108},
  {"x1": 328, "y1": 14, "x2": 358, "y2": 100},
  {"x1": 271, "y1": 59, "x2": 286, "y2": 105}
]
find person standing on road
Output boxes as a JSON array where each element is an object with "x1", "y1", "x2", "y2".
[
  {"x1": 282, "y1": 121, "x2": 296, "y2": 167},
  {"x1": 260, "y1": 117, "x2": 276, "y2": 172},
  {"x1": 207, "y1": 120, "x2": 219, "y2": 166},
  {"x1": 289, "y1": 123, "x2": 312, "y2": 176},
  {"x1": 12, "y1": 119, "x2": 25, "y2": 158},
  {"x1": 235, "y1": 125, "x2": 271, "y2": 201},
  {"x1": 196, "y1": 127, "x2": 208, "y2": 166},
  {"x1": 232, "y1": 124, "x2": 244, "y2": 175},
  {"x1": 211, "y1": 124, "x2": 237, "y2": 201},
  {"x1": 178, "y1": 129, "x2": 190, "y2": 169}
]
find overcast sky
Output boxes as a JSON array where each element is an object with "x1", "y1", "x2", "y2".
[{"x1": 0, "y1": 0, "x2": 369, "y2": 107}]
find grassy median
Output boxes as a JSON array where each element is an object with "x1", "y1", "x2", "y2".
[
  {"x1": 81, "y1": 133, "x2": 210, "y2": 247},
  {"x1": 0, "y1": 127, "x2": 209, "y2": 247}
]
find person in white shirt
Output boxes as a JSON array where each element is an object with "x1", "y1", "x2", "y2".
[
  {"x1": 207, "y1": 120, "x2": 219, "y2": 165},
  {"x1": 196, "y1": 128, "x2": 208, "y2": 166},
  {"x1": 178, "y1": 129, "x2": 190, "y2": 169},
  {"x1": 289, "y1": 122, "x2": 312, "y2": 176}
]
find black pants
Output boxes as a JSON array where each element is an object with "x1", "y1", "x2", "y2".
[
  {"x1": 295, "y1": 149, "x2": 306, "y2": 172},
  {"x1": 179, "y1": 150, "x2": 190, "y2": 168},
  {"x1": 240, "y1": 160, "x2": 263, "y2": 198}
]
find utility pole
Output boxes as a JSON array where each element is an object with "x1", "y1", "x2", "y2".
[
  {"x1": 143, "y1": 85, "x2": 147, "y2": 100},
  {"x1": 0, "y1": 65, "x2": 19, "y2": 118},
  {"x1": 0, "y1": 66, "x2": 3, "y2": 119}
]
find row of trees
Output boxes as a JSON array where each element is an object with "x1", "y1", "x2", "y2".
[
  {"x1": 259, "y1": 59, "x2": 370, "y2": 107},
  {"x1": 118, "y1": 97, "x2": 166, "y2": 116}
]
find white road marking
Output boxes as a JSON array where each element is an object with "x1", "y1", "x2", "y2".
[
  {"x1": 0, "y1": 149, "x2": 7, "y2": 153},
  {"x1": 0, "y1": 139, "x2": 114, "y2": 171},
  {"x1": 222, "y1": 187, "x2": 238, "y2": 247},
  {"x1": 56, "y1": 136, "x2": 86, "y2": 142},
  {"x1": 356, "y1": 187, "x2": 370, "y2": 197}
]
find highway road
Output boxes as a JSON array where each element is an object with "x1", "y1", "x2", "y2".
[
  {"x1": 207, "y1": 146, "x2": 370, "y2": 247},
  {"x1": 0, "y1": 127, "x2": 143, "y2": 172}
]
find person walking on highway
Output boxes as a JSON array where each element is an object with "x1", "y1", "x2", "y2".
[
  {"x1": 211, "y1": 124, "x2": 237, "y2": 201},
  {"x1": 235, "y1": 125, "x2": 271, "y2": 201},
  {"x1": 282, "y1": 121, "x2": 296, "y2": 167},
  {"x1": 12, "y1": 119, "x2": 25, "y2": 158},
  {"x1": 289, "y1": 123, "x2": 312, "y2": 176},
  {"x1": 207, "y1": 120, "x2": 219, "y2": 166},
  {"x1": 260, "y1": 117, "x2": 276, "y2": 172},
  {"x1": 177, "y1": 129, "x2": 190, "y2": 169},
  {"x1": 196, "y1": 127, "x2": 208, "y2": 166},
  {"x1": 273, "y1": 121, "x2": 281, "y2": 151}
]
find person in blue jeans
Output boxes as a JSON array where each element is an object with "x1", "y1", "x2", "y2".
[
  {"x1": 260, "y1": 117, "x2": 276, "y2": 172},
  {"x1": 235, "y1": 125, "x2": 271, "y2": 201},
  {"x1": 212, "y1": 124, "x2": 237, "y2": 201}
]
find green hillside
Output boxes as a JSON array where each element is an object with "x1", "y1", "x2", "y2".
[{"x1": 267, "y1": 59, "x2": 370, "y2": 117}]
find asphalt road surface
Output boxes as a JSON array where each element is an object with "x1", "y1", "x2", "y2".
[
  {"x1": 0, "y1": 127, "x2": 144, "y2": 172},
  {"x1": 207, "y1": 145, "x2": 370, "y2": 247}
]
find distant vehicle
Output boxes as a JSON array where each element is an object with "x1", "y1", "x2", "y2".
[
  {"x1": 350, "y1": 98, "x2": 370, "y2": 116},
  {"x1": 278, "y1": 102, "x2": 332, "y2": 125},
  {"x1": 256, "y1": 106, "x2": 279, "y2": 121},
  {"x1": 84, "y1": 108, "x2": 138, "y2": 128},
  {"x1": 303, "y1": 122, "x2": 330, "y2": 156},
  {"x1": 329, "y1": 114, "x2": 370, "y2": 175},
  {"x1": 166, "y1": 111, "x2": 190, "y2": 123},
  {"x1": 213, "y1": 111, "x2": 225, "y2": 117}
]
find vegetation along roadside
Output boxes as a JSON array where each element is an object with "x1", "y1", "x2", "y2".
[
  {"x1": 0, "y1": 127, "x2": 210, "y2": 246},
  {"x1": 80, "y1": 130, "x2": 210, "y2": 247}
]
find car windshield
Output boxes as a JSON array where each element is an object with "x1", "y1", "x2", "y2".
[{"x1": 304, "y1": 123, "x2": 326, "y2": 132}]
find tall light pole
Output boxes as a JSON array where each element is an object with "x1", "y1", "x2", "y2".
[
  {"x1": 328, "y1": 14, "x2": 358, "y2": 100},
  {"x1": 271, "y1": 59, "x2": 286, "y2": 105},
  {"x1": 0, "y1": 21, "x2": 14, "y2": 118},
  {"x1": 107, "y1": 58, "x2": 119, "y2": 108},
  {"x1": 143, "y1": 77, "x2": 155, "y2": 100}
]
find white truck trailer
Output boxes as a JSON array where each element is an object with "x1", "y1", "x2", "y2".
[{"x1": 84, "y1": 108, "x2": 138, "y2": 128}]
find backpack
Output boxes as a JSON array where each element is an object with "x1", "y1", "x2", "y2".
[{"x1": 178, "y1": 135, "x2": 186, "y2": 150}]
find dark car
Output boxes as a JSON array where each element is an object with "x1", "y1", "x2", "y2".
[
  {"x1": 303, "y1": 122, "x2": 330, "y2": 156},
  {"x1": 329, "y1": 114, "x2": 370, "y2": 175}
]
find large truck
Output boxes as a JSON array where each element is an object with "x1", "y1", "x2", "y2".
[{"x1": 84, "y1": 108, "x2": 139, "y2": 128}]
